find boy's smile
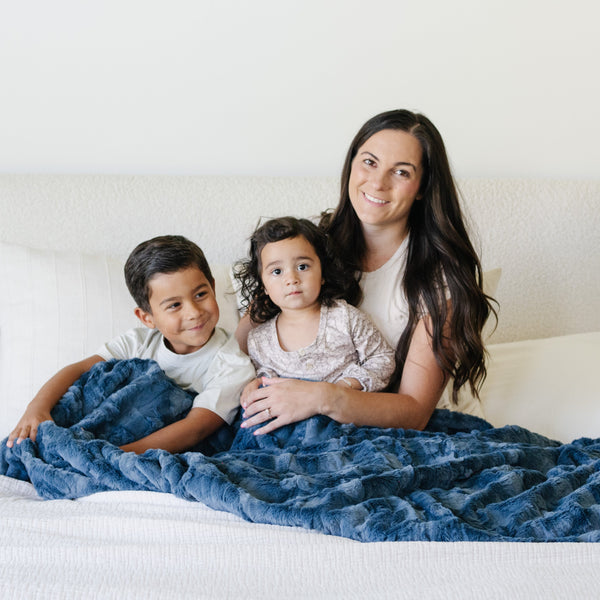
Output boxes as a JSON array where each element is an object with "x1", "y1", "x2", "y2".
[{"x1": 135, "y1": 266, "x2": 219, "y2": 355}]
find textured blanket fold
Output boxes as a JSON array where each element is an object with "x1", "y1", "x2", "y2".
[{"x1": 2, "y1": 359, "x2": 599, "y2": 542}]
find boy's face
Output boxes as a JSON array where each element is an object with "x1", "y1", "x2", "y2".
[{"x1": 135, "y1": 266, "x2": 219, "y2": 355}]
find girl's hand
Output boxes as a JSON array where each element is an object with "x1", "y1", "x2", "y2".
[
  {"x1": 6, "y1": 407, "x2": 53, "y2": 448},
  {"x1": 240, "y1": 377, "x2": 329, "y2": 435}
]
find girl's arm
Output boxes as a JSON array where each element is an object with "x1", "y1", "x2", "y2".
[
  {"x1": 120, "y1": 407, "x2": 225, "y2": 454},
  {"x1": 338, "y1": 305, "x2": 396, "y2": 392},
  {"x1": 235, "y1": 313, "x2": 254, "y2": 355},
  {"x1": 241, "y1": 315, "x2": 446, "y2": 434},
  {"x1": 6, "y1": 355, "x2": 105, "y2": 447}
]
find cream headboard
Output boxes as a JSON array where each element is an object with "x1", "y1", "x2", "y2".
[{"x1": 1, "y1": 174, "x2": 598, "y2": 344}]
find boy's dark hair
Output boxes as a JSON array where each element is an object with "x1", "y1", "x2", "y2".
[
  {"x1": 124, "y1": 235, "x2": 213, "y2": 313},
  {"x1": 233, "y1": 216, "x2": 360, "y2": 324}
]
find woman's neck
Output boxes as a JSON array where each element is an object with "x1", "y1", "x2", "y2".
[{"x1": 361, "y1": 225, "x2": 407, "y2": 272}]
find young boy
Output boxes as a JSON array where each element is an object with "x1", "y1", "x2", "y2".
[{"x1": 6, "y1": 235, "x2": 255, "y2": 454}]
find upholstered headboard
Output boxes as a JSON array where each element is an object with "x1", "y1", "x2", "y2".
[{"x1": 1, "y1": 175, "x2": 598, "y2": 344}]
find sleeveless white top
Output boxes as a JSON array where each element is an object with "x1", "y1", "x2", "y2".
[
  {"x1": 359, "y1": 237, "x2": 484, "y2": 417},
  {"x1": 358, "y1": 236, "x2": 410, "y2": 349}
]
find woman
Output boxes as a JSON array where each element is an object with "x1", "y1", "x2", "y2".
[{"x1": 236, "y1": 109, "x2": 495, "y2": 434}]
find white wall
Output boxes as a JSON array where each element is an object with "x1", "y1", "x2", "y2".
[{"x1": 1, "y1": 0, "x2": 599, "y2": 179}]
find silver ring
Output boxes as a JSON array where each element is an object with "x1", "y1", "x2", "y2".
[{"x1": 265, "y1": 407, "x2": 272, "y2": 419}]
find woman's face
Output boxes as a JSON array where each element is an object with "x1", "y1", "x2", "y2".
[{"x1": 348, "y1": 129, "x2": 423, "y2": 234}]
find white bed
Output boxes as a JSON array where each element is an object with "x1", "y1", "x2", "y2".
[{"x1": 1, "y1": 175, "x2": 599, "y2": 599}]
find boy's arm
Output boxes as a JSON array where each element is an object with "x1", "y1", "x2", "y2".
[
  {"x1": 119, "y1": 407, "x2": 225, "y2": 454},
  {"x1": 6, "y1": 355, "x2": 105, "y2": 447}
]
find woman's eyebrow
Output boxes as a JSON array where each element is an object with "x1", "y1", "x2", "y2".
[{"x1": 360, "y1": 151, "x2": 418, "y2": 171}]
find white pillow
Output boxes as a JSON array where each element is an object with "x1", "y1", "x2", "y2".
[
  {"x1": 481, "y1": 332, "x2": 600, "y2": 442},
  {"x1": 0, "y1": 242, "x2": 239, "y2": 438}
]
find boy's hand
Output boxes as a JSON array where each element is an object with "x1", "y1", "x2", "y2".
[
  {"x1": 6, "y1": 407, "x2": 53, "y2": 448},
  {"x1": 5, "y1": 355, "x2": 104, "y2": 449}
]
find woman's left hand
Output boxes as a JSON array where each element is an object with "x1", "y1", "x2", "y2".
[{"x1": 240, "y1": 377, "x2": 328, "y2": 435}]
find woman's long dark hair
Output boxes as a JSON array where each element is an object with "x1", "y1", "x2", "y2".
[
  {"x1": 321, "y1": 109, "x2": 497, "y2": 402},
  {"x1": 234, "y1": 216, "x2": 360, "y2": 324}
]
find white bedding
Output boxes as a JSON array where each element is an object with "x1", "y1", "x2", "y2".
[
  {"x1": 1, "y1": 475, "x2": 599, "y2": 600},
  {"x1": 1, "y1": 176, "x2": 599, "y2": 598},
  {"x1": 1, "y1": 335, "x2": 599, "y2": 599},
  {"x1": 481, "y1": 332, "x2": 600, "y2": 442}
]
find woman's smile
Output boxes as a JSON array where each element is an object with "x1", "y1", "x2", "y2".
[{"x1": 362, "y1": 191, "x2": 388, "y2": 205}]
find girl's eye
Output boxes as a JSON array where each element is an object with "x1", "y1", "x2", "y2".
[
  {"x1": 297, "y1": 263, "x2": 309, "y2": 271},
  {"x1": 271, "y1": 268, "x2": 282, "y2": 276}
]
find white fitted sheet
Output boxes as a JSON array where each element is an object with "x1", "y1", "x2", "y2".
[{"x1": 1, "y1": 475, "x2": 599, "y2": 600}]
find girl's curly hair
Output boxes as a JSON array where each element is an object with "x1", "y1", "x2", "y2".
[{"x1": 233, "y1": 216, "x2": 361, "y2": 324}]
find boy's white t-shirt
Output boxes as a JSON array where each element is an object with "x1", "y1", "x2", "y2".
[{"x1": 96, "y1": 327, "x2": 256, "y2": 424}]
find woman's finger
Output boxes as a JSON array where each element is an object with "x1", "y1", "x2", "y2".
[
  {"x1": 242, "y1": 400, "x2": 271, "y2": 425},
  {"x1": 240, "y1": 378, "x2": 262, "y2": 407},
  {"x1": 253, "y1": 417, "x2": 282, "y2": 436}
]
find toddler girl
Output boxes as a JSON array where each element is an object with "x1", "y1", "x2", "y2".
[{"x1": 235, "y1": 217, "x2": 395, "y2": 393}]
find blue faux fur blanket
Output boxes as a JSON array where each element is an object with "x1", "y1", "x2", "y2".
[{"x1": 2, "y1": 359, "x2": 599, "y2": 542}]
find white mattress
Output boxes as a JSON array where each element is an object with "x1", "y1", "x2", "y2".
[{"x1": 1, "y1": 475, "x2": 599, "y2": 599}]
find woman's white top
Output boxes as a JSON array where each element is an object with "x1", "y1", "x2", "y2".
[
  {"x1": 358, "y1": 236, "x2": 410, "y2": 349},
  {"x1": 358, "y1": 236, "x2": 484, "y2": 416}
]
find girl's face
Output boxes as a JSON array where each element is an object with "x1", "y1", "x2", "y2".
[
  {"x1": 260, "y1": 235, "x2": 324, "y2": 315},
  {"x1": 348, "y1": 128, "x2": 423, "y2": 235}
]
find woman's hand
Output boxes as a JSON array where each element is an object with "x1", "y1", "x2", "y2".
[
  {"x1": 240, "y1": 377, "x2": 329, "y2": 435},
  {"x1": 240, "y1": 377, "x2": 262, "y2": 405},
  {"x1": 6, "y1": 407, "x2": 53, "y2": 447}
]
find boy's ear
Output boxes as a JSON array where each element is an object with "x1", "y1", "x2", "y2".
[{"x1": 134, "y1": 307, "x2": 156, "y2": 329}]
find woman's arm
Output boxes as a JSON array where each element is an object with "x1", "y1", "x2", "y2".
[
  {"x1": 120, "y1": 407, "x2": 225, "y2": 454},
  {"x1": 241, "y1": 316, "x2": 446, "y2": 434}
]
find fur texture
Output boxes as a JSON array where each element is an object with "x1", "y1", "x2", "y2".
[{"x1": 2, "y1": 359, "x2": 599, "y2": 542}]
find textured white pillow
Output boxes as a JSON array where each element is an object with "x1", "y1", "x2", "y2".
[
  {"x1": 481, "y1": 332, "x2": 600, "y2": 442},
  {"x1": 0, "y1": 242, "x2": 239, "y2": 437}
]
